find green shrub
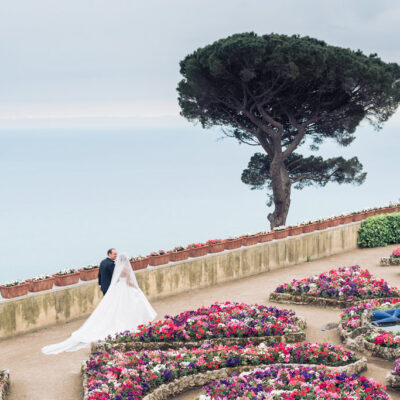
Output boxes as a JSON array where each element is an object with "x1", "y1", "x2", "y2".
[{"x1": 358, "y1": 213, "x2": 400, "y2": 247}]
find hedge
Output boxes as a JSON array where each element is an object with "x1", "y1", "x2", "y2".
[{"x1": 358, "y1": 213, "x2": 400, "y2": 247}]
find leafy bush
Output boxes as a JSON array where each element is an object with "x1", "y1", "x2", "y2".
[{"x1": 358, "y1": 213, "x2": 400, "y2": 247}]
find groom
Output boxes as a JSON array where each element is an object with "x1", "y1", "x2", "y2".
[{"x1": 98, "y1": 248, "x2": 117, "y2": 295}]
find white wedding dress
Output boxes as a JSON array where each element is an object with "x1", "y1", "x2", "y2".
[{"x1": 42, "y1": 253, "x2": 157, "y2": 355}]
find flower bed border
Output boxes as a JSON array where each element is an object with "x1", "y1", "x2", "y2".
[
  {"x1": 380, "y1": 257, "x2": 400, "y2": 266},
  {"x1": 0, "y1": 370, "x2": 10, "y2": 400},
  {"x1": 91, "y1": 327, "x2": 306, "y2": 353},
  {"x1": 81, "y1": 359, "x2": 367, "y2": 400},
  {"x1": 268, "y1": 292, "x2": 397, "y2": 309},
  {"x1": 339, "y1": 308, "x2": 400, "y2": 361},
  {"x1": 387, "y1": 370, "x2": 400, "y2": 391}
]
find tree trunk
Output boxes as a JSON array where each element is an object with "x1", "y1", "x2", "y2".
[{"x1": 267, "y1": 157, "x2": 291, "y2": 229}]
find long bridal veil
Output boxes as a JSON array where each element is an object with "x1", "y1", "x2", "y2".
[{"x1": 42, "y1": 253, "x2": 156, "y2": 355}]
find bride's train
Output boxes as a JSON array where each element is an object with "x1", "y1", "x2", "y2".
[{"x1": 42, "y1": 254, "x2": 156, "y2": 355}]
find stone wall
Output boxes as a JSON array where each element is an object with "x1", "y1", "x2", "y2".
[{"x1": 0, "y1": 222, "x2": 361, "y2": 340}]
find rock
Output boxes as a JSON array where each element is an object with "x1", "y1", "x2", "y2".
[{"x1": 321, "y1": 322, "x2": 338, "y2": 331}]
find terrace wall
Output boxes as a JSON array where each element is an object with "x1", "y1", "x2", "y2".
[{"x1": 0, "y1": 221, "x2": 361, "y2": 340}]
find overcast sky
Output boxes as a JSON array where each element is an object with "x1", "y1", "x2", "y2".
[
  {"x1": 1, "y1": 1, "x2": 400, "y2": 281},
  {"x1": 1, "y1": 0, "x2": 400, "y2": 128}
]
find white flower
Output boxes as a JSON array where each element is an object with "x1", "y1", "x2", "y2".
[{"x1": 32, "y1": 274, "x2": 52, "y2": 281}]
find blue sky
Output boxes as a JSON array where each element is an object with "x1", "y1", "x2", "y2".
[{"x1": 0, "y1": 0, "x2": 400, "y2": 282}]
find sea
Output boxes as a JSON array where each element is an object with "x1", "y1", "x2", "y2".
[{"x1": 1, "y1": 123, "x2": 399, "y2": 283}]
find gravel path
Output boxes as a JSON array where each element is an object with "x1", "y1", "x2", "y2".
[{"x1": 2, "y1": 244, "x2": 400, "y2": 399}]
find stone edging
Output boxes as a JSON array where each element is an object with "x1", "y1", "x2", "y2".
[
  {"x1": 387, "y1": 370, "x2": 400, "y2": 391},
  {"x1": 0, "y1": 370, "x2": 10, "y2": 400},
  {"x1": 380, "y1": 257, "x2": 400, "y2": 267},
  {"x1": 269, "y1": 292, "x2": 400, "y2": 309},
  {"x1": 91, "y1": 325, "x2": 306, "y2": 354},
  {"x1": 81, "y1": 359, "x2": 367, "y2": 400},
  {"x1": 339, "y1": 309, "x2": 400, "y2": 361}
]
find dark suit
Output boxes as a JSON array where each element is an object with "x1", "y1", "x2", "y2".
[{"x1": 98, "y1": 257, "x2": 115, "y2": 295}]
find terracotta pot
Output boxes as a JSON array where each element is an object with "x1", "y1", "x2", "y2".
[
  {"x1": 52, "y1": 271, "x2": 80, "y2": 286},
  {"x1": 208, "y1": 243, "x2": 225, "y2": 254},
  {"x1": 327, "y1": 218, "x2": 340, "y2": 227},
  {"x1": 28, "y1": 277, "x2": 55, "y2": 292},
  {"x1": 130, "y1": 258, "x2": 150, "y2": 271},
  {"x1": 0, "y1": 282, "x2": 30, "y2": 298},
  {"x1": 274, "y1": 229, "x2": 289, "y2": 239},
  {"x1": 148, "y1": 253, "x2": 170, "y2": 266},
  {"x1": 317, "y1": 221, "x2": 329, "y2": 230},
  {"x1": 188, "y1": 246, "x2": 209, "y2": 257},
  {"x1": 352, "y1": 213, "x2": 364, "y2": 222},
  {"x1": 358, "y1": 212, "x2": 369, "y2": 220},
  {"x1": 224, "y1": 238, "x2": 243, "y2": 250},
  {"x1": 302, "y1": 223, "x2": 318, "y2": 233},
  {"x1": 338, "y1": 215, "x2": 353, "y2": 224},
  {"x1": 288, "y1": 226, "x2": 303, "y2": 236},
  {"x1": 79, "y1": 268, "x2": 99, "y2": 281},
  {"x1": 382, "y1": 207, "x2": 394, "y2": 214},
  {"x1": 242, "y1": 235, "x2": 259, "y2": 246},
  {"x1": 169, "y1": 250, "x2": 190, "y2": 262},
  {"x1": 258, "y1": 232, "x2": 275, "y2": 242}
]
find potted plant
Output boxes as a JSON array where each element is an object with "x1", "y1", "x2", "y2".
[
  {"x1": 148, "y1": 250, "x2": 170, "y2": 266},
  {"x1": 130, "y1": 256, "x2": 150, "y2": 271},
  {"x1": 351, "y1": 210, "x2": 366, "y2": 222},
  {"x1": 301, "y1": 220, "x2": 318, "y2": 233},
  {"x1": 79, "y1": 264, "x2": 100, "y2": 281},
  {"x1": 28, "y1": 274, "x2": 54, "y2": 292},
  {"x1": 365, "y1": 207, "x2": 378, "y2": 217},
  {"x1": 287, "y1": 224, "x2": 303, "y2": 236},
  {"x1": 187, "y1": 242, "x2": 209, "y2": 257},
  {"x1": 206, "y1": 239, "x2": 225, "y2": 253},
  {"x1": 0, "y1": 280, "x2": 30, "y2": 299},
  {"x1": 375, "y1": 206, "x2": 386, "y2": 215},
  {"x1": 326, "y1": 216, "x2": 340, "y2": 227},
  {"x1": 169, "y1": 246, "x2": 190, "y2": 262},
  {"x1": 224, "y1": 236, "x2": 243, "y2": 250},
  {"x1": 52, "y1": 268, "x2": 80, "y2": 286},
  {"x1": 273, "y1": 225, "x2": 289, "y2": 239},
  {"x1": 257, "y1": 230, "x2": 275, "y2": 242},
  {"x1": 241, "y1": 232, "x2": 259, "y2": 246},
  {"x1": 316, "y1": 218, "x2": 329, "y2": 230},
  {"x1": 338, "y1": 213, "x2": 353, "y2": 224}
]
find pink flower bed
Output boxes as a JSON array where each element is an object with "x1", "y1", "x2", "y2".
[
  {"x1": 275, "y1": 265, "x2": 399, "y2": 301},
  {"x1": 106, "y1": 302, "x2": 303, "y2": 344}
]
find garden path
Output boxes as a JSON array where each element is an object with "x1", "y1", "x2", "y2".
[{"x1": 2, "y1": 244, "x2": 400, "y2": 400}]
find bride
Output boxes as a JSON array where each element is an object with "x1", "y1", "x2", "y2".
[{"x1": 42, "y1": 253, "x2": 156, "y2": 354}]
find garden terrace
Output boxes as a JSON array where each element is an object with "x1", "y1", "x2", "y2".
[{"x1": 2, "y1": 244, "x2": 400, "y2": 400}]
